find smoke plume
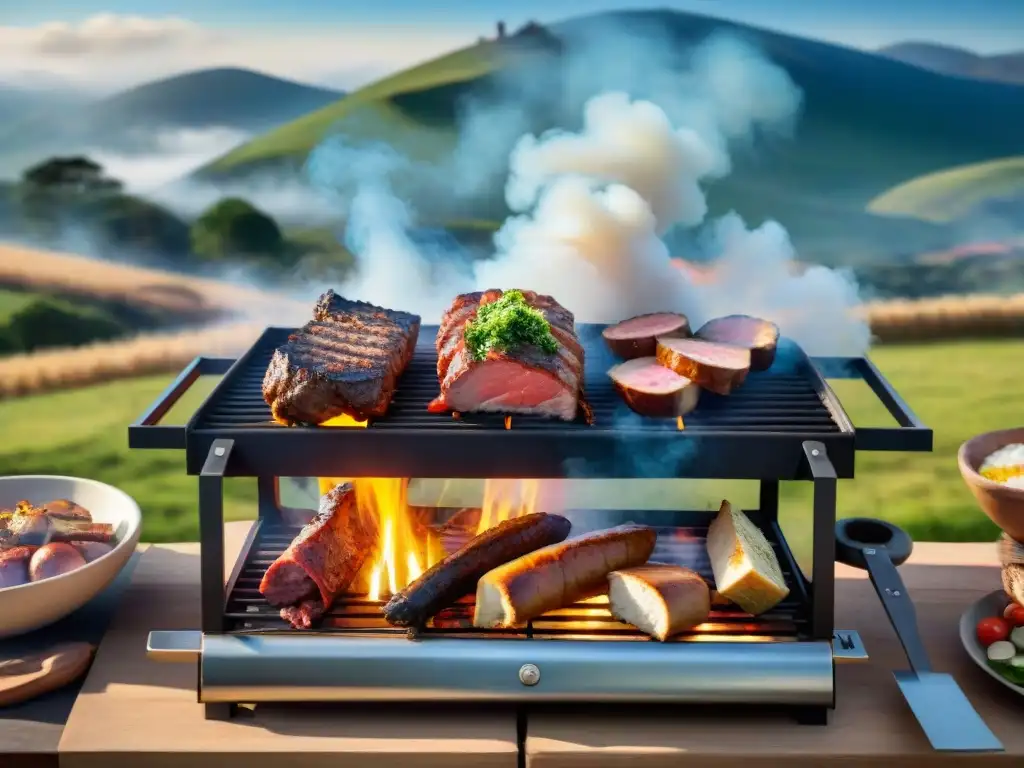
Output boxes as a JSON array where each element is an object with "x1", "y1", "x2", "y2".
[{"x1": 306, "y1": 28, "x2": 871, "y2": 356}]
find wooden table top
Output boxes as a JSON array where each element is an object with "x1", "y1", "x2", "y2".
[
  {"x1": 49, "y1": 522, "x2": 1024, "y2": 768},
  {"x1": 0, "y1": 550, "x2": 142, "y2": 768}
]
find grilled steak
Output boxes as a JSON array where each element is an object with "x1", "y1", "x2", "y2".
[
  {"x1": 262, "y1": 290, "x2": 421, "y2": 424},
  {"x1": 259, "y1": 482, "x2": 379, "y2": 629},
  {"x1": 429, "y1": 290, "x2": 584, "y2": 421},
  {"x1": 608, "y1": 356, "x2": 701, "y2": 418},
  {"x1": 602, "y1": 312, "x2": 691, "y2": 359},
  {"x1": 694, "y1": 315, "x2": 780, "y2": 372},
  {"x1": 655, "y1": 337, "x2": 751, "y2": 396}
]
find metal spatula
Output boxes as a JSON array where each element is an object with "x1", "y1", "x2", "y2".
[{"x1": 835, "y1": 518, "x2": 1003, "y2": 752}]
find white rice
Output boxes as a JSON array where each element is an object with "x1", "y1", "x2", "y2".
[{"x1": 981, "y1": 443, "x2": 1024, "y2": 472}]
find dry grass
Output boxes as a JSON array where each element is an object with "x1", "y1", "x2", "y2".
[
  {"x1": 864, "y1": 292, "x2": 1024, "y2": 342},
  {"x1": 0, "y1": 242, "x2": 297, "y2": 318},
  {"x1": 0, "y1": 321, "x2": 265, "y2": 398}
]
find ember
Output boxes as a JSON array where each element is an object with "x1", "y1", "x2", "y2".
[{"x1": 319, "y1": 414, "x2": 368, "y2": 428}]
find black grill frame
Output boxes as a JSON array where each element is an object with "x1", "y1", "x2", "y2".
[
  {"x1": 132, "y1": 325, "x2": 897, "y2": 480},
  {"x1": 127, "y1": 322, "x2": 932, "y2": 722}
]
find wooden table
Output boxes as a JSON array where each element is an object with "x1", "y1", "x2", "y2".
[
  {"x1": 53, "y1": 523, "x2": 1024, "y2": 767},
  {"x1": 0, "y1": 551, "x2": 141, "y2": 768}
]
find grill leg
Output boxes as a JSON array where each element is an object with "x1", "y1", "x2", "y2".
[
  {"x1": 204, "y1": 703, "x2": 237, "y2": 721},
  {"x1": 804, "y1": 441, "x2": 837, "y2": 641},
  {"x1": 793, "y1": 705, "x2": 829, "y2": 726},
  {"x1": 199, "y1": 439, "x2": 233, "y2": 634}
]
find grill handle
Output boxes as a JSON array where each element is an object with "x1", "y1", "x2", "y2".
[
  {"x1": 811, "y1": 356, "x2": 932, "y2": 452},
  {"x1": 128, "y1": 356, "x2": 236, "y2": 450}
]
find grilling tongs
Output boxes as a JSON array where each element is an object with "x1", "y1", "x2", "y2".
[{"x1": 835, "y1": 517, "x2": 1003, "y2": 752}]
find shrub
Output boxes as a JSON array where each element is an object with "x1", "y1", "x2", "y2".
[
  {"x1": 191, "y1": 197, "x2": 285, "y2": 263},
  {"x1": 5, "y1": 297, "x2": 128, "y2": 352}
]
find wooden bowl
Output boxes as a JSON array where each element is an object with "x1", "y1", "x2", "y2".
[{"x1": 958, "y1": 428, "x2": 1024, "y2": 544}]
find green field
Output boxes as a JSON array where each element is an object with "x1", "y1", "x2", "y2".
[
  {"x1": 0, "y1": 339, "x2": 1018, "y2": 569},
  {"x1": 868, "y1": 156, "x2": 1024, "y2": 224}
]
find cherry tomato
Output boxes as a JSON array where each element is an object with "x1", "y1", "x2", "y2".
[
  {"x1": 977, "y1": 616, "x2": 1011, "y2": 647},
  {"x1": 1003, "y1": 603, "x2": 1024, "y2": 627}
]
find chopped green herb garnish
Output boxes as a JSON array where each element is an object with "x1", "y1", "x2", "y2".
[{"x1": 464, "y1": 289, "x2": 559, "y2": 362}]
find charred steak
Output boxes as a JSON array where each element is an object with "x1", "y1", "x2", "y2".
[
  {"x1": 260, "y1": 482, "x2": 379, "y2": 629},
  {"x1": 428, "y1": 289, "x2": 584, "y2": 421},
  {"x1": 262, "y1": 290, "x2": 421, "y2": 424}
]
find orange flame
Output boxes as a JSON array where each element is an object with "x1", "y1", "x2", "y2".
[
  {"x1": 477, "y1": 478, "x2": 539, "y2": 534},
  {"x1": 504, "y1": 416, "x2": 512, "y2": 430},
  {"x1": 315, "y1": 473, "x2": 541, "y2": 600},
  {"x1": 319, "y1": 414, "x2": 368, "y2": 428}
]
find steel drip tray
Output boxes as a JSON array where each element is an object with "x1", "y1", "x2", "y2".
[{"x1": 148, "y1": 630, "x2": 845, "y2": 705}]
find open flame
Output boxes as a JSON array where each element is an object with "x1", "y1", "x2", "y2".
[
  {"x1": 677, "y1": 416, "x2": 685, "y2": 430},
  {"x1": 316, "y1": 476, "x2": 540, "y2": 601},
  {"x1": 319, "y1": 414, "x2": 368, "y2": 428}
]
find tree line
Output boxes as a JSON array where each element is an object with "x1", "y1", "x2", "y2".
[{"x1": 1, "y1": 156, "x2": 293, "y2": 269}]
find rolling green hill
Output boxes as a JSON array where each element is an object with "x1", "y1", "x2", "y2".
[
  {"x1": 190, "y1": 10, "x2": 1024, "y2": 263},
  {"x1": 868, "y1": 157, "x2": 1024, "y2": 223}
]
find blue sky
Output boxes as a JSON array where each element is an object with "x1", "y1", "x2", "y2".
[
  {"x1": 7, "y1": 0, "x2": 1022, "y2": 52},
  {"x1": 1, "y1": 1, "x2": 1021, "y2": 94}
]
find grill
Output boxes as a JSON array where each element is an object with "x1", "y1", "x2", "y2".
[{"x1": 130, "y1": 323, "x2": 932, "y2": 723}]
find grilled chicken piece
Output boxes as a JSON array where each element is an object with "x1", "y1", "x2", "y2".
[{"x1": 0, "y1": 501, "x2": 113, "y2": 548}]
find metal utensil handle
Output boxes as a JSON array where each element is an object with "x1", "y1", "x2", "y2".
[{"x1": 863, "y1": 548, "x2": 932, "y2": 674}]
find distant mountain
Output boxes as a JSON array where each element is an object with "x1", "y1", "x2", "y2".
[
  {"x1": 878, "y1": 42, "x2": 1024, "y2": 85},
  {"x1": 0, "y1": 68, "x2": 345, "y2": 174},
  {"x1": 0, "y1": 83, "x2": 87, "y2": 121}
]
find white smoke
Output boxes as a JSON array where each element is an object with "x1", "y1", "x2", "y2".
[
  {"x1": 88, "y1": 126, "x2": 250, "y2": 193},
  {"x1": 308, "y1": 31, "x2": 871, "y2": 356}
]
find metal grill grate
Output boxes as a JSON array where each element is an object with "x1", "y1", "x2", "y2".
[
  {"x1": 224, "y1": 517, "x2": 809, "y2": 642},
  {"x1": 198, "y1": 326, "x2": 842, "y2": 435}
]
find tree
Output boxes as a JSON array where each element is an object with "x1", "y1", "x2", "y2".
[
  {"x1": 190, "y1": 197, "x2": 285, "y2": 263},
  {"x1": 21, "y1": 156, "x2": 122, "y2": 195},
  {"x1": 17, "y1": 155, "x2": 123, "y2": 235},
  {"x1": 83, "y1": 193, "x2": 191, "y2": 257}
]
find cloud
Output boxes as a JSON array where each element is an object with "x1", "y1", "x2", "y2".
[
  {"x1": 19, "y1": 14, "x2": 213, "y2": 57},
  {"x1": 0, "y1": 14, "x2": 476, "y2": 94},
  {"x1": 87, "y1": 127, "x2": 251, "y2": 194}
]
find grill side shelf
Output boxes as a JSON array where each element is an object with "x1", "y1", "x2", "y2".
[
  {"x1": 128, "y1": 356, "x2": 236, "y2": 450},
  {"x1": 811, "y1": 357, "x2": 933, "y2": 452}
]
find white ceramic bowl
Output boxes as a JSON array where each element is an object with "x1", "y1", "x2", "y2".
[{"x1": 0, "y1": 475, "x2": 142, "y2": 638}]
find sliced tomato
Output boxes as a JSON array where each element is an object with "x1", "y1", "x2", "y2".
[
  {"x1": 1004, "y1": 602, "x2": 1024, "y2": 627},
  {"x1": 977, "y1": 616, "x2": 1011, "y2": 647}
]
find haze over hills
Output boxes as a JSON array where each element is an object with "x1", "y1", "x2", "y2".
[
  {"x1": 0, "y1": 68, "x2": 345, "y2": 177},
  {"x1": 185, "y1": 9, "x2": 1024, "y2": 263},
  {"x1": 878, "y1": 42, "x2": 1024, "y2": 85}
]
